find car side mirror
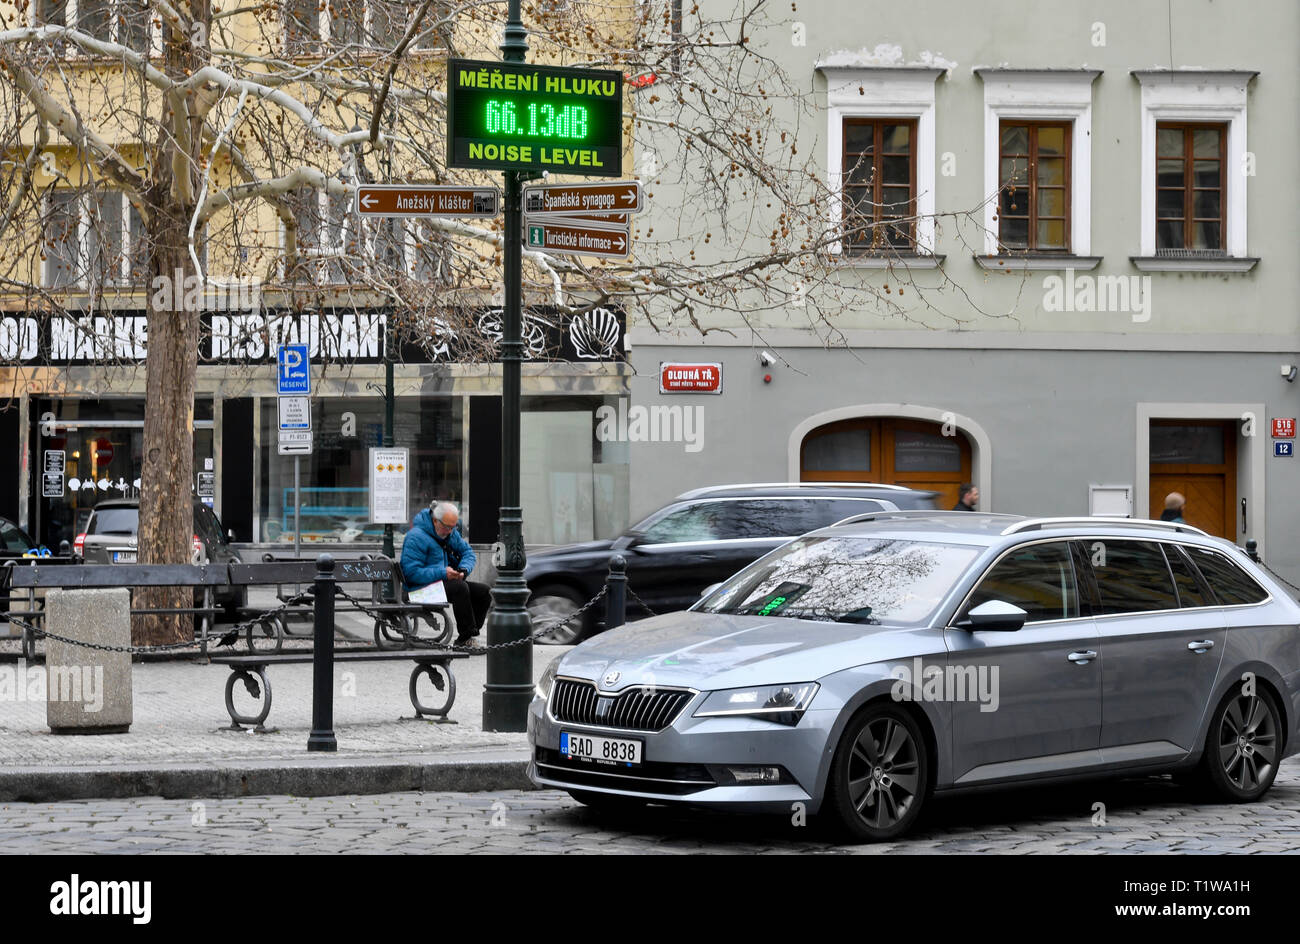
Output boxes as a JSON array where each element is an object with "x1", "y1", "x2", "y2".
[
  {"x1": 227, "y1": 529, "x2": 236, "y2": 542},
  {"x1": 615, "y1": 531, "x2": 645, "y2": 551},
  {"x1": 699, "y1": 582, "x2": 722, "y2": 600},
  {"x1": 956, "y1": 600, "x2": 1029, "y2": 632}
]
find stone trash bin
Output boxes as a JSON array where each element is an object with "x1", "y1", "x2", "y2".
[{"x1": 44, "y1": 588, "x2": 132, "y2": 735}]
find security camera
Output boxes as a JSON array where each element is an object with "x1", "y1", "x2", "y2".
[
  {"x1": 758, "y1": 350, "x2": 776, "y2": 367},
  {"x1": 1283, "y1": 364, "x2": 1297, "y2": 383}
]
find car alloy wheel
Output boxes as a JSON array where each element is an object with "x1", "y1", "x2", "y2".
[
  {"x1": 1203, "y1": 688, "x2": 1281, "y2": 801},
  {"x1": 827, "y1": 704, "x2": 929, "y2": 842},
  {"x1": 528, "y1": 588, "x2": 586, "y2": 645}
]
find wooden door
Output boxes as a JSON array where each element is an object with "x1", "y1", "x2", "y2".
[
  {"x1": 1148, "y1": 421, "x2": 1236, "y2": 540},
  {"x1": 801, "y1": 417, "x2": 971, "y2": 508}
]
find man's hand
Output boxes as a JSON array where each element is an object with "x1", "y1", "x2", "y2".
[{"x1": 445, "y1": 567, "x2": 465, "y2": 581}]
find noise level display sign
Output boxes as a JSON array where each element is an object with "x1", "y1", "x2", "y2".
[{"x1": 446, "y1": 58, "x2": 623, "y2": 176}]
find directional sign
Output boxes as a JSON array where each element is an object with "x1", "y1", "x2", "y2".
[
  {"x1": 523, "y1": 181, "x2": 642, "y2": 216},
  {"x1": 278, "y1": 396, "x2": 311, "y2": 431},
  {"x1": 278, "y1": 429, "x2": 313, "y2": 456},
  {"x1": 526, "y1": 220, "x2": 630, "y2": 259},
  {"x1": 447, "y1": 59, "x2": 623, "y2": 176},
  {"x1": 277, "y1": 344, "x2": 310, "y2": 396},
  {"x1": 356, "y1": 185, "x2": 500, "y2": 218}
]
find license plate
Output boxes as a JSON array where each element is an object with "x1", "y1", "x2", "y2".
[
  {"x1": 113, "y1": 551, "x2": 136, "y2": 563},
  {"x1": 560, "y1": 731, "x2": 642, "y2": 766}
]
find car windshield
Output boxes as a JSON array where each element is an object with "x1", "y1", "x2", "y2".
[
  {"x1": 88, "y1": 507, "x2": 139, "y2": 535},
  {"x1": 696, "y1": 536, "x2": 980, "y2": 626}
]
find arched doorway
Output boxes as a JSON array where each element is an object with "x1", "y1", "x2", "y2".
[{"x1": 800, "y1": 417, "x2": 972, "y2": 509}]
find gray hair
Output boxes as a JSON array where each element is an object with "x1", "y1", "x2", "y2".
[{"x1": 431, "y1": 500, "x2": 460, "y2": 523}]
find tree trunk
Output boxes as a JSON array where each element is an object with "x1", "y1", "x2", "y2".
[{"x1": 134, "y1": 203, "x2": 200, "y2": 646}]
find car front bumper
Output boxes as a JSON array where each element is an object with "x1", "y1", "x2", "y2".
[{"x1": 527, "y1": 694, "x2": 837, "y2": 814}]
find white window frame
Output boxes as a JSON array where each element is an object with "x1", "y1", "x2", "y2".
[
  {"x1": 1133, "y1": 70, "x2": 1255, "y2": 265},
  {"x1": 35, "y1": 0, "x2": 163, "y2": 56},
  {"x1": 818, "y1": 66, "x2": 943, "y2": 262},
  {"x1": 976, "y1": 69, "x2": 1100, "y2": 261},
  {"x1": 43, "y1": 188, "x2": 141, "y2": 289}
]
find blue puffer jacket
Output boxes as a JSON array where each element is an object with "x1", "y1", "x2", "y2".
[{"x1": 400, "y1": 508, "x2": 478, "y2": 589}]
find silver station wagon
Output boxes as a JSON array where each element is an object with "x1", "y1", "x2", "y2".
[{"x1": 527, "y1": 512, "x2": 1300, "y2": 841}]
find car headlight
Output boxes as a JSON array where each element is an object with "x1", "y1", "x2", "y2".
[
  {"x1": 535, "y1": 655, "x2": 564, "y2": 701},
  {"x1": 693, "y1": 682, "x2": 819, "y2": 726}
]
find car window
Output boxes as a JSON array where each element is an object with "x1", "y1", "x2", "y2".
[
  {"x1": 1089, "y1": 540, "x2": 1179, "y2": 614},
  {"x1": 87, "y1": 507, "x2": 139, "y2": 535},
  {"x1": 640, "y1": 502, "x2": 727, "y2": 544},
  {"x1": 698, "y1": 536, "x2": 980, "y2": 626},
  {"x1": 720, "y1": 499, "x2": 889, "y2": 539},
  {"x1": 0, "y1": 521, "x2": 32, "y2": 551},
  {"x1": 1185, "y1": 547, "x2": 1269, "y2": 606},
  {"x1": 963, "y1": 542, "x2": 1079, "y2": 623},
  {"x1": 1165, "y1": 544, "x2": 1213, "y2": 608}
]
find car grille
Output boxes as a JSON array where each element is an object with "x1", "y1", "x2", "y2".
[
  {"x1": 534, "y1": 748, "x2": 716, "y2": 796},
  {"x1": 550, "y1": 678, "x2": 694, "y2": 732}
]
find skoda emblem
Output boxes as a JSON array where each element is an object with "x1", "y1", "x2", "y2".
[{"x1": 602, "y1": 671, "x2": 621, "y2": 688}]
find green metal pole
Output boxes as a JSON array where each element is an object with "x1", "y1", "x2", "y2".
[{"x1": 483, "y1": 0, "x2": 533, "y2": 732}]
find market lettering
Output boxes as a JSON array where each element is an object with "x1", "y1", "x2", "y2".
[
  {"x1": 0, "y1": 316, "x2": 39, "y2": 360},
  {"x1": 50, "y1": 316, "x2": 148, "y2": 361}
]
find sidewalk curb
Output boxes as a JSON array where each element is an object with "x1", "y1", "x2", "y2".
[{"x1": 0, "y1": 750, "x2": 537, "y2": 802}]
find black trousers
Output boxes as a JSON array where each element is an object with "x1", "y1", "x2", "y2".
[{"x1": 445, "y1": 579, "x2": 491, "y2": 637}]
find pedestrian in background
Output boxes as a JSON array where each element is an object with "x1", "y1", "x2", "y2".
[
  {"x1": 952, "y1": 483, "x2": 979, "y2": 511},
  {"x1": 401, "y1": 500, "x2": 491, "y2": 646},
  {"x1": 1160, "y1": 492, "x2": 1186, "y2": 523}
]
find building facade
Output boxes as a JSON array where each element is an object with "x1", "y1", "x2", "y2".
[{"x1": 626, "y1": 0, "x2": 1300, "y2": 576}]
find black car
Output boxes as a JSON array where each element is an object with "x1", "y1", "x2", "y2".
[
  {"x1": 76, "y1": 499, "x2": 247, "y2": 619},
  {"x1": 0, "y1": 516, "x2": 40, "y2": 623},
  {"x1": 525, "y1": 483, "x2": 938, "y2": 643}
]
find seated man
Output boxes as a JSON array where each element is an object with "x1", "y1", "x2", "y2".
[{"x1": 401, "y1": 500, "x2": 491, "y2": 646}]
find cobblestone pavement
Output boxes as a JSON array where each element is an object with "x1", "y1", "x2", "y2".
[
  {"x1": 0, "y1": 589, "x2": 572, "y2": 766},
  {"x1": 4, "y1": 758, "x2": 1300, "y2": 853}
]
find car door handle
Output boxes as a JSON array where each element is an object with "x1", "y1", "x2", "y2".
[
  {"x1": 1067, "y1": 650, "x2": 1097, "y2": 664},
  {"x1": 1187, "y1": 640, "x2": 1215, "y2": 653}
]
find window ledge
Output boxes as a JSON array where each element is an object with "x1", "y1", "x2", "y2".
[
  {"x1": 1129, "y1": 256, "x2": 1259, "y2": 273},
  {"x1": 836, "y1": 253, "x2": 946, "y2": 270},
  {"x1": 973, "y1": 254, "x2": 1102, "y2": 272}
]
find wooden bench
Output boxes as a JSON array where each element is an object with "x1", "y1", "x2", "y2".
[
  {"x1": 210, "y1": 649, "x2": 470, "y2": 731},
  {"x1": 229, "y1": 556, "x2": 453, "y2": 654}
]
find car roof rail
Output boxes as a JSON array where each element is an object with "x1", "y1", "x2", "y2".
[
  {"x1": 678, "y1": 481, "x2": 912, "y2": 498},
  {"x1": 831, "y1": 510, "x2": 1018, "y2": 528},
  {"x1": 1001, "y1": 517, "x2": 1210, "y2": 537}
]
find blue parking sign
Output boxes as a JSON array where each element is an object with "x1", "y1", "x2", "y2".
[
  {"x1": 1275, "y1": 441, "x2": 1293, "y2": 457},
  {"x1": 277, "y1": 344, "x2": 311, "y2": 395}
]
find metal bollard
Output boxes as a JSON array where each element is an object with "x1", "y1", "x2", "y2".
[
  {"x1": 307, "y1": 553, "x2": 337, "y2": 752},
  {"x1": 1246, "y1": 539, "x2": 1259, "y2": 562},
  {"x1": 606, "y1": 554, "x2": 627, "y2": 631}
]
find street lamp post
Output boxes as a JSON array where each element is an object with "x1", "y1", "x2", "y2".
[{"x1": 482, "y1": 0, "x2": 533, "y2": 732}]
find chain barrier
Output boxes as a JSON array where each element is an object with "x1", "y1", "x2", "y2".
[
  {"x1": 626, "y1": 583, "x2": 658, "y2": 618},
  {"x1": 7, "y1": 576, "x2": 639, "y2": 657},
  {"x1": 1255, "y1": 558, "x2": 1300, "y2": 597}
]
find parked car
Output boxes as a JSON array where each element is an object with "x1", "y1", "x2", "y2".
[
  {"x1": 525, "y1": 483, "x2": 938, "y2": 644},
  {"x1": 0, "y1": 516, "x2": 39, "y2": 622},
  {"x1": 529, "y1": 511, "x2": 1300, "y2": 842},
  {"x1": 76, "y1": 499, "x2": 247, "y2": 619}
]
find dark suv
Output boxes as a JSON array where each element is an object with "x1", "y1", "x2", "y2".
[
  {"x1": 76, "y1": 499, "x2": 246, "y2": 618},
  {"x1": 525, "y1": 483, "x2": 938, "y2": 643}
]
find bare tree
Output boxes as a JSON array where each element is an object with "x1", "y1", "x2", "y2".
[{"x1": 0, "y1": 0, "x2": 1006, "y2": 642}]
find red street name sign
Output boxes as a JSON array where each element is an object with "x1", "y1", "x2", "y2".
[
  {"x1": 659, "y1": 362, "x2": 722, "y2": 394},
  {"x1": 523, "y1": 181, "x2": 642, "y2": 216},
  {"x1": 526, "y1": 220, "x2": 629, "y2": 259},
  {"x1": 1272, "y1": 418, "x2": 1296, "y2": 438},
  {"x1": 355, "y1": 185, "x2": 500, "y2": 218}
]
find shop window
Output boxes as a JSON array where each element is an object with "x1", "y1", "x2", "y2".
[{"x1": 258, "y1": 396, "x2": 463, "y2": 544}]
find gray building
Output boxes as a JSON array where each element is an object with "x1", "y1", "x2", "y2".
[{"x1": 625, "y1": 0, "x2": 1300, "y2": 577}]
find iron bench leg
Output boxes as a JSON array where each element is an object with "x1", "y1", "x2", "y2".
[
  {"x1": 407, "y1": 659, "x2": 457, "y2": 723},
  {"x1": 223, "y1": 665, "x2": 275, "y2": 733}
]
